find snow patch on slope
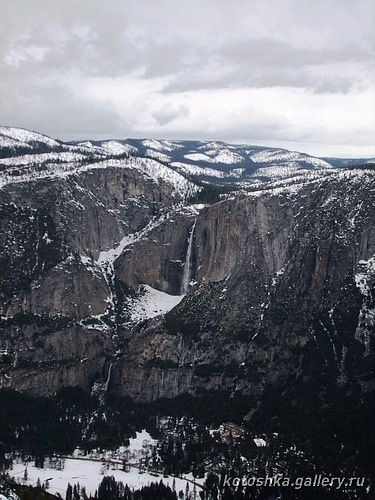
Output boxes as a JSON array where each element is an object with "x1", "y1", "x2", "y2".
[
  {"x1": 185, "y1": 152, "x2": 212, "y2": 162},
  {"x1": 132, "y1": 157, "x2": 199, "y2": 199},
  {"x1": 206, "y1": 149, "x2": 243, "y2": 164},
  {"x1": 0, "y1": 152, "x2": 86, "y2": 166},
  {"x1": 0, "y1": 126, "x2": 60, "y2": 148},
  {"x1": 250, "y1": 149, "x2": 333, "y2": 169},
  {"x1": 126, "y1": 284, "x2": 183, "y2": 321},
  {"x1": 100, "y1": 141, "x2": 135, "y2": 155},
  {"x1": 145, "y1": 149, "x2": 171, "y2": 163},
  {"x1": 355, "y1": 256, "x2": 375, "y2": 295},
  {"x1": 185, "y1": 150, "x2": 243, "y2": 165},
  {"x1": 251, "y1": 163, "x2": 302, "y2": 179},
  {"x1": 96, "y1": 211, "x2": 175, "y2": 267},
  {"x1": 171, "y1": 162, "x2": 226, "y2": 178},
  {"x1": 142, "y1": 139, "x2": 183, "y2": 152}
]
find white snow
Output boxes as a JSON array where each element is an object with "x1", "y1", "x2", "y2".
[
  {"x1": 144, "y1": 149, "x2": 171, "y2": 163},
  {"x1": 0, "y1": 151, "x2": 86, "y2": 166},
  {"x1": 171, "y1": 162, "x2": 226, "y2": 178},
  {"x1": 228, "y1": 168, "x2": 245, "y2": 177},
  {"x1": 132, "y1": 157, "x2": 200, "y2": 200},
  {"x1": 197, "y1": 141, "x2": 222, "y2": 151},
  {"x1": 253, "y1": 438, "x2": 267, "y2": 447},
  {"x1": 128, "y1": 430, "x2": 157, "y2": 455},
  {"x1": 100, "y1": 141, "x2": 136, "y2": 155},
  {"x1": 125, "y1": 285, "x2": 184, "y2": 321},
  {"x1": 184, "y1": 153, "x2": 213, "y2": 162},
  {"x1": 172, "y1": 162, "x2": 244, "y2": 179},
  {"x1": 96, "y1": 213, "x2": 168, "y2": 266},
  {"x1": 76, "y1": 141, "x2": 94, "y2": 148},
  {"x1": 243, "y1": 167, "x2": 368, "y2": 199},
  {"x1": 0, "y1": 159, "x2": 124, "y2": 188},
  {"x1": 9, "y1": 458, "x2": 204, "y2": 497},
  {"x1": 0, "y1": 126, "x2": 60, "y2": 148},
  {"x1": 207, "y1": 149, "x2": 243, "y2": 164},
  {"x1": 187, "y1": 203, "x2": 206, "y2": 214},
  {"x1": 0, "y1": 156, "x2": 200, "y2": 202},
  {"x1": 355, "y1": 256, "x2": 375, "y2": 295},
  {"x1": 250, "y1": 148, "x2": 333, "y2": 169},
  {"x1": 142, "y1": 139, "x2": 183, "y2": 152},
  {"x1": 9, "y1": 429, "x2": 205, "y2": 497},
  {"x1": 252, "y1": 163, "x2": 302, "y2": 180},
  {"x1": 184, "y1": 150, "x2": 243, "y2": 164}
]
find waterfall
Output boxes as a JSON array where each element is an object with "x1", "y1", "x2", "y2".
[
  {"x1": 181, "y1": 219, "x2": 196, "y2": 295},
  {"x1": 104, "y1": 362, "x2": 113, "y2": 391}
]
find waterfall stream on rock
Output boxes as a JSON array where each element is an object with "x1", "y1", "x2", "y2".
[
  {"x1": 104, "y1": 363, "x2": 113, "y2": 391},
  {"x1": 181, "y1": 220, "x2": 197, "y2": 295}
]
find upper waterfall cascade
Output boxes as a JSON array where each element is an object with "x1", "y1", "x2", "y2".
[
  {"x1": 104, "y1": 362, "x2": 113, "y2": 391},
  {"x1": 181, "y1": 219, "x2": 197, "y2": 295}
]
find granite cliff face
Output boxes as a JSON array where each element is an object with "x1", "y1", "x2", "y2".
[
  {"x1": 114, "y1": 209, "x2": 198, "y2": 294},
  {"x1": 111, "y1": 173, "x2": 375, "y2": 403},
  {"x1": 0, "y1": 129, "x2": 374, "y2": 416},
  {"x1": 0, "y1": 154, "x2": 199, "y2": 394}
]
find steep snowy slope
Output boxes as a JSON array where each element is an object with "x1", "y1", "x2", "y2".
[{"x1": 0, "y1": 126, "x2": 60, "y2": 150}]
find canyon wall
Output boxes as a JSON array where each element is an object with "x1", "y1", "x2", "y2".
[{"x1": 0, "y1": 165, "x2": 374, "y2": 406}]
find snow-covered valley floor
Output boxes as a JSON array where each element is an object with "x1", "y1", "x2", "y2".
[{"x1": 7, "y1": 431, "x2": 205, "y2": 497}]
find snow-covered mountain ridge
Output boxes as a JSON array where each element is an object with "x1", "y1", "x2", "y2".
[{"x1": 1, "y1": 126, "x2": 373, "y2": 187}]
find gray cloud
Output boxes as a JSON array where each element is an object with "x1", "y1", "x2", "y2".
[
  {"x1": 0, "y1": 0, "x2": 374, "y2": 156},
  {"x1": 163, "y1": 37, "x2": 373, "y2": 94},
  {"x1": 0, "y1": 71, "x2": 126, "y2": 140},
  {"x1": 152, "y1": 104, "x2": 190, "y2": 126}
]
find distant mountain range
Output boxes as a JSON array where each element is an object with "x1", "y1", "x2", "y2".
[{"x1": 1, "y1": 126, "x2": 373, "y2": 187}]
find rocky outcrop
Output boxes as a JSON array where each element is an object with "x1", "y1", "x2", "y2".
[
  {"x1": 0, "y1": 160, "x2": 374, "y2": 404},
  {"x1": 4, "y1": 163, "x2": 181, "y2": 259},
  {"x1": 0, "y1": 159, "x2": 194, "y2": 394},
  {"x1": 111, "y1": 172, "x2": 375, "y2": 402},
  {"x1": 115, "y1": 209, "x2": 198, "y2": 294},
  {"x1": 4, "y1": 256, "x2": 109, "y2": 319},
  {"x1": 0, "y1": 325, "x2": 111, "y2": 396}
]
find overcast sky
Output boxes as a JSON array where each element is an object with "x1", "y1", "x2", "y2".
[{"x1": 1, "y1": 0, "x2": 374, "y2": 157}]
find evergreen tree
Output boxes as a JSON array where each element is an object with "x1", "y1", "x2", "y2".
[
  {"x1": 65, "y1": 483, "x2": 73, "y2": 500},
  {"x1": 97, "y1": 476, "x2": 121, "y2": 500},
  {"x1": 73, "y1": 484, "x2": 80, "y2": 500},
  {"x1": 123, "y1": 484, "x2": 132, "y2": 500}
]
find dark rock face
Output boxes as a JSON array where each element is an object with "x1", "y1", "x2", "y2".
[
  {"x1": 0, "y1": 160, "x2": 192, "y2": 394},
  {"x1": 0, "y1": 154, "x2": 374, "y2": 411},
  {"x1": 111, "y1": 174, "x2": 375, "y2": 402},
  {"x1": 114, "y1": 210, "x2": 197, "y2": 294}
]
